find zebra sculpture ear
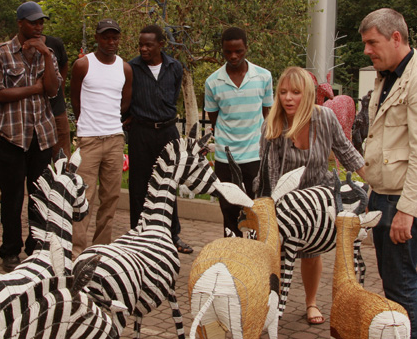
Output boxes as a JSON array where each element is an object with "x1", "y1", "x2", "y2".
[
  {"x1": 345, "y1": 172, "x2": 368, "y2": 215},
  {"x1": 271, "y1": 166, "x2": 305, "y2": 203},
  {"x1": 189, "y1": 123, "x2": 198, "y2": 139},
  {"x1": 54, "y1": 149, "x2": 68, "y2": 175},
  {"x1": 68, "y1": 148, "x2": 82, "y2": 174},
  {"x1": 71, "y1": 254, "x2": 102, "y2": 296},
  {"x1": 212, "y1": 181, "x2": 254, "y2": 207}
]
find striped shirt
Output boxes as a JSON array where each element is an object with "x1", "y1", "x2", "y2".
[
  {"x1": 254, "y1": 106, "x2": 364, "y2": 190},
  {"x1": 205, "y1": 60, "x2": 273, "y2": 164},
  {"x1": 0, "y1": 35, "x2": 60, "y2": 151}
]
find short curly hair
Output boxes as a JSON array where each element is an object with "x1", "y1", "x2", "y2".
[
  {"x1": 140, "y1": 25, "x2": 166, "y2": 42},
  {"x1": 221, "y1": 27, "x2": 247, "y2": 46}
]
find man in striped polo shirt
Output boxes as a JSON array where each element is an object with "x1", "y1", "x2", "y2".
[{"x1": 205, "y1": 27, "x2": 273, "y2": 237}]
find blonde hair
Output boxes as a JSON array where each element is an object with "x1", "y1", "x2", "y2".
[{"x1": 265, "y1": 66, "x2": 317, "y2": 140}]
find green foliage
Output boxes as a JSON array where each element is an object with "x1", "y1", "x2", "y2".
[
  {"x1": 336, "y1": 0, "x2": 417, "y2": 98},
  {"x1": 0, "y1": 0, "x2": 21, "y2": 41},
  {"x1": 37, "y1": 0, "x2": 312, "y2": 92}
]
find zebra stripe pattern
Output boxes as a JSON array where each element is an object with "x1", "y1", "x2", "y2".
[
  {"x1": 278, "y1": 179, "x2": 369, "y2": 317},
  {"x1": 75, "y1": 132, "x2": 223, "y2": 338},
  {"x1": 0, "y1": 150, "x2": 119, "y2": 339}
]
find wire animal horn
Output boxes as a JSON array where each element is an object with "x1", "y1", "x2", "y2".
[
  {"x1": 257, "y1": 141, "x2": 271, "y2": 198},
  {"x1": 225, "y1": 146, "x2": 245, "y2": 192}
]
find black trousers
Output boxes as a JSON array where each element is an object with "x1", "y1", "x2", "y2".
[
  {"x1": 128, "y1": 120, "x2": 181, "y2": 242},
  {"x1": 214, "y1": 160, "x2": 260, "y2": 237},
  {"x1": 0, "y1": 134, "x2": 52, "y2": 258}
]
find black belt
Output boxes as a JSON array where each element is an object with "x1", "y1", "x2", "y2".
[{"x1": 136, "y1": 117, "x2": 178, "y2": 129}]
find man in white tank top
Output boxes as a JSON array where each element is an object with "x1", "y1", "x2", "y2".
[{"x1": 70, "y1": 19, "x2": 133, "y2": 258}]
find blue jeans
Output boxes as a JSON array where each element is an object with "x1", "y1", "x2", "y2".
[{"x1": 369, "y1": 191, "x2": 417, "y2": 338}]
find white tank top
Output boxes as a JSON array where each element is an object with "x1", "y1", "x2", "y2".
[{"x1": 77, "y1": 53, "x2": 125, "y2": 136}]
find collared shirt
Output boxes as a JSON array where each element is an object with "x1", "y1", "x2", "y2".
[
  {"x1": 254, "y1": 106, "x2": 364, "y2": 191},
  {"x1": 378, "y1": 49, "x2": 414, "y2": 109},
  {"x1": 204, "y1": 60, "x2": 273, "y2": 164},
  {"x1": 0, "y1": 35, "x2": 59, "y2": 151},
  {"x1": 365, "y1": 49, "x2": 417, "y2": 217},
  {"x1": 128, "y1": 51, "x2": 183, "y2": 122}
]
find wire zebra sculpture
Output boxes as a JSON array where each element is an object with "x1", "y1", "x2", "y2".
[
  {"x1": 0, "y1": 149, "x2": 123, "y2": 339},
  {"x1": 74, "y1": 125, "x2": 251, "y2": 338}
]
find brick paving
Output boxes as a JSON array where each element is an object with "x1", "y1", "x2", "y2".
[{"x1": 2, "y1": 200, "x2": 384, "y2": 339}]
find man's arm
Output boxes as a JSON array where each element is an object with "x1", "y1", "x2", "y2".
[
  {"x1": 262, "y1": 106, "x2": 270, "y2": 119},
  {"x1": 121, "y1": 62, "x2": 132, "y2": 115},
  {"x1": 0, "y1": 77, "x2": 44, "y2": 103},
  {"x1": 207, "y1": 111, "x2": 218, "y2": 127},
  {"x1": 25, "y1": 38, "x2": 60, "y2": 97},
  {"x1": 70, "y1": 57, "x2": 88, "y2": 120}
]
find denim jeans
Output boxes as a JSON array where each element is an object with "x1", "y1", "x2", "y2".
[{"x1": 369, "y1": 191, "x2": 417, "y2": 338}]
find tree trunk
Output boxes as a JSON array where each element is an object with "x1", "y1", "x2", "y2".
[{"x1": 181, "y1": 68, "x2": 199, "y2": 137}]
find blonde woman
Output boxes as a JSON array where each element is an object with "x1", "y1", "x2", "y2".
[{"x1": 254, "y1": 66, "x2": 365, "y2": 324}]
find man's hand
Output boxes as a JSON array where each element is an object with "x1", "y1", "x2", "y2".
[
  {"x1": 34, "y1": 77, "x2": 44, "y2": 95},
  {"x1": 390, "y1": 210, "x2": 413, "y2": 244},
  {"x1": 22, "y1": 38, "x2": 50, "y2": 56},
  {"x1": 122, "y1": 115, "x2": 133, "y2": 131}
]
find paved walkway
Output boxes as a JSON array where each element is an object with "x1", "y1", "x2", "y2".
[{"x1": 4, "y1": 202, "x2": 384, "y2": 339}]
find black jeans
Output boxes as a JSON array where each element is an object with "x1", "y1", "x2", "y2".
[
  {"x1": 215, "y1": 160, "x2": 260, "y2": 237},
  {"x1": 0, "y1": 134, "x2": 52, "y2": 258},
  {"x1": 128, "y1": 121, "x2": 181, "y2": 242}
]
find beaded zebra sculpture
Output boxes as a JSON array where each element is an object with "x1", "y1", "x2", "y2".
[
  {"x1": 74, "y1": 125, "x2": 250, "y2": 338},
  {"x1": 0, "y1": 149, "x2": 122, "y2": 338}
]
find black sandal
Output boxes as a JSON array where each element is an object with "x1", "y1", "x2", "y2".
[{"x1": 175, "y1": 239, "x2": 194, "y2": 254}]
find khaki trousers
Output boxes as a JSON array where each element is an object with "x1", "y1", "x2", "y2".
[{"x1": 72, "y1": 134, "x2": 125, "y2": 258}]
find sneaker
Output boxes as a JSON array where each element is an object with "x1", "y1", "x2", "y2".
[{"x1": 2, "y1": 255, "x2": 20, "y2": 273}]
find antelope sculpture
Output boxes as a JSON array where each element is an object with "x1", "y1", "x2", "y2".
[
  {"x1": 188, "y1": 144, "x2": 305, "y2": 339},
  {"x1": 330, "y1": 173, "x2": 410, "y2": 339}
]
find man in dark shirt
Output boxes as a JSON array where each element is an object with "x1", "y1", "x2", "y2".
[
  {"x1": 124, "y1": 24, "x2": 193, "y2": 253},
  {"x1": 42, "y1": 35, "x2": 71, "y2": 159}
]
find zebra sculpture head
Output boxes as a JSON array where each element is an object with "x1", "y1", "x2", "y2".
[
  {"x1": 29, "y1": 148, "x2": 89, "y2": 273},
  {"x1": 141, "y1": 124, "x2": 253, "y2": 226}
]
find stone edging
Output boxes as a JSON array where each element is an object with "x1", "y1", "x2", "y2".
[{"x1": 95, "y1": 188, "x2": 223, "y2": 224}]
